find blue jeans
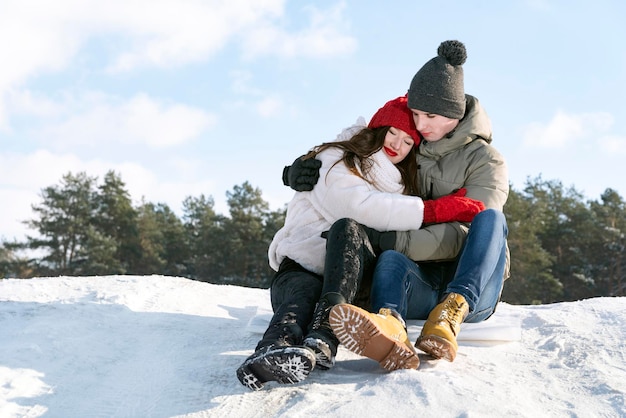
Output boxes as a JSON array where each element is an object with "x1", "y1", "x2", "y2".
[{"x1": 370, "y1": 209, "x2": 508, "y2": 323}]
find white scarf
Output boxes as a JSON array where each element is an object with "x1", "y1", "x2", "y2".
[{"x1": 362, "y1": 149, "x2": 405, "y2": 194}]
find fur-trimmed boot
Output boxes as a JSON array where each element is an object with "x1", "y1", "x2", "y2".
[
  {"x1": 415, "y1": 293, "x2": 469, "y2": 362},
  {"x1": 329, "y1": 303, "x2": 420, "y2": 371},
  {"x1": 303, "y1": 292, "x2": 346, "y2": 370}
]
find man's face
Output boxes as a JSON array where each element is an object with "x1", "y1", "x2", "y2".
[{"x1": 410, "y1": 109, "x2": 459, "y2": 142}]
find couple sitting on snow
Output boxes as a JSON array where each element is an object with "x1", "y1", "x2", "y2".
[{"x1": 237, "y1": 40, "x2": 510, "y2": 391}]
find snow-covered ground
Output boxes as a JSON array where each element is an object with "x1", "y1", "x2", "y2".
[{"x1": 1, "y1": 275, "x2": 624, "y2": 418}]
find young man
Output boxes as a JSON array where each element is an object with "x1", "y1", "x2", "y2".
[{"x1": 284, "y1": 40, "x2": 510, "y2": 368}]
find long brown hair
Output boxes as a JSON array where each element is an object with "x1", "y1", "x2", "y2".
[{"x1": 304, "y1": 126, "x2": 420, "y2": 196}]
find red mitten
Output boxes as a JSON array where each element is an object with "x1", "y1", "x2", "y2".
[{"x1": 423, "y1": 189, "x2": 486, "y2": 224}]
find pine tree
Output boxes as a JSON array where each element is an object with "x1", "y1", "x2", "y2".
[
  {"x1": 502, "y1": 187, "x2": 562, "y2": 304},
  {"x1": 589, "y1": 189, "x2": 626, "y2": 296},
  {"x1": 152, "y1": 203, "x2": 188, "y2": 277},
  {"x1": 25, "y1": 172, "x2": 97, "y2": 275},
  {"x1": 522, "y1": 177, "x2": 597, "y2": 301},
  {"x1": 222, "y1": 182, "x2": 273, "y2": 287},
  {"x1": 134, "y1": 201, "x2": 167, "y2": 274},
  {"x1": 94, "y1": 171, "x2": 141, "y2": 274},
  {"x1": 182, "y1": 194, "x2": 225, "y2": 281}
]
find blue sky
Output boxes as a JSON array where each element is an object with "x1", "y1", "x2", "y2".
[{"x1": 1, "y1": 0, "x2": 625, "y2": 242}]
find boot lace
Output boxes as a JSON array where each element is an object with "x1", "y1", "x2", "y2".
[
  {"x1": 439, "y1": 297, "x2": 467, "y2": 331},
  {"x1": 311, "y1": 299, "x2": 331, "y2": 330}
]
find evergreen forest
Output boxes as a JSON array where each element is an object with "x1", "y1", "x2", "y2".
[{"x1": 1, "y1": 170, "x2": 624, "y2": 305}]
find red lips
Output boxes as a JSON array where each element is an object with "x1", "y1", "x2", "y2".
[{"x1": 384, "y1": 146, "x2": 397, "y2": 157}]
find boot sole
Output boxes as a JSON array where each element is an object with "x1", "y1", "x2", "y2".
[
  {"x1": 416, "y1": 335, "x2": 457, "y2": 362},
  {"x1": 236, "y1": 347, "x2": 316, "y2": 391},
  {"x1": 303, "y1": 337, "x2": 334, "y2": 370},
  {"x1": 329, "y1": 304, "x2": 419, "y2": 371}
]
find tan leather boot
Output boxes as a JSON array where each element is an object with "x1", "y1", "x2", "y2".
[
  {"x1": 329, "y1": 304, "x2": 420, "y2": 371},
  {"x1": 416, "y1": 293, "x2": 469, "y2": 362}
]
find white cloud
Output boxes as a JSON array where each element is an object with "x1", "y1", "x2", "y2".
[
  {"x1": 5, "y1": 89, "x2": 64, "y2": 120},
  {"x1": 241, "y1": 2, "x2": 356, "y2": 59},
  {"x1": 0, "y1": 0, "x2": 352, "y2": 85},
  {"x1": 104, "y1": 0, "x2": 287, "y2": 72},
  {"x1": 122, "y1": 94, "x2": 216, "y2": 147},
  {"x1": 0, "y1": 188, "x2": 35, "y2": 241},
  {"x1": 256, "y1": 96, "x2": 284, "y2": 117},
  {"x1": 599, "y1": 135, "x2": 626, "y2": 155},
  {"x1": 0, "y1": 3, "x2": 83, "y2": 129},
  {"x1": 0, "y1": 149, "x2": 154, "y2": 240},
  {"x1": 0, "y1": 3, "x2": 82, "y2": 90},
  {"x1": 521, "y1": 110, "x2": 614, "y2": 149},
  {"x1": 0, "y1": 149, "x2": 221, "y2": 240},
  {"x1": 35, "y1": 92, "x2": 216, "y2": 148},
  {"x1": 0, "y1": 149, "x2": 149, "y2": 190},
  {"x1": 0, "y1": 0, "x2": 287, "y2": 80},
  {"x1": 228, "y1": 71, "x2": 287, "y2": 118},
  {"x1": 230, "y1": 70, "x2": 262, "y2": 95},
  {"x1": 0, "y1": 0, "x2": 354, "y2": 128}
]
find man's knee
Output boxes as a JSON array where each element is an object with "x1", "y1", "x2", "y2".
[
  {"x1": 474, "y1": 209, "x2": 507, "y2": 232},
  {"x1": 377, "y1": 249, "x2": 403, "y2": 264}
]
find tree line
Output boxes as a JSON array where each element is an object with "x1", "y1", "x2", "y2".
[
  {"x1": 0, "y1": 171, "x2": 282, "y2": 288},
  {"x1": 1, "y1": 170, "x2": 624, "y2": 305}
]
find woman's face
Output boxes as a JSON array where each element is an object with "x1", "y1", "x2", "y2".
[
  {"x1": 383, "y1": 127, "x2": 415, "y2": 164},
  {"x1": 410, "y1": 109, "x2": 459, "y2": 142}
]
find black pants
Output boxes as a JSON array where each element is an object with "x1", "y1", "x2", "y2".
[{"x1": 256, "y1": 218, "x2": 377, "y2": 350}]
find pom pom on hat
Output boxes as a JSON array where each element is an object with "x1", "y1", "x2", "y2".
[
  {"x1": 368, "y1": 96, "x2": 420, "y2": 145},
  {"x1": 407, "y1": 40, "x2": 468, "y2": 120},
  {"x1": 437, "y1": 40, "x2": 467, "y2": 66}
]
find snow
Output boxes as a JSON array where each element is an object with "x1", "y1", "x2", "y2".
[{"x1": 1, "y1": 275, "x2": 625, "y2": 418}]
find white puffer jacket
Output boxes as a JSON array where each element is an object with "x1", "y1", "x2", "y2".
[{"x1": 268, "y1": 146, "x2": 426, "y2": 274}]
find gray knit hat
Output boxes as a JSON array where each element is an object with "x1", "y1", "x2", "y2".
[{"x1": 407, "y1": 40, "x2": 467, "y2": 120}]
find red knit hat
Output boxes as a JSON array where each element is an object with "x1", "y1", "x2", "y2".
[{"x1": 368, "y1": 95, "x2": 420, "y2": 144}]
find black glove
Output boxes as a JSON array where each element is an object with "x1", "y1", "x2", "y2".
[
  {"x1": 361, "y1": 225, "x2": 396, "y2": 256},
  {"x1": 282, "y1": 155, "x2": 322, "y2": 192}
]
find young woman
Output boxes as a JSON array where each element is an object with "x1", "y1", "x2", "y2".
[{"x1": 236, "y1": 96, "x2": 484, "y2": 390}]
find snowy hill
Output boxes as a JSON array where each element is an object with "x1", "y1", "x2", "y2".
[{"x1": 1, "y1": 275, "x2": 625, "y2": 418}]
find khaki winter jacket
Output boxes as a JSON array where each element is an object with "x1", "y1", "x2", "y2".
[{"x1": 395, "y1": 95, "x2": 511, "y2": 279}]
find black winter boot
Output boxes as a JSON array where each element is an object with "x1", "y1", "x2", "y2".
[
  {"x1": 236, "y1": 344, "x2": 316, "y2": 391},
  {"x1": 303, "y1": 292, "x2": 346, "y2": 370}
]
